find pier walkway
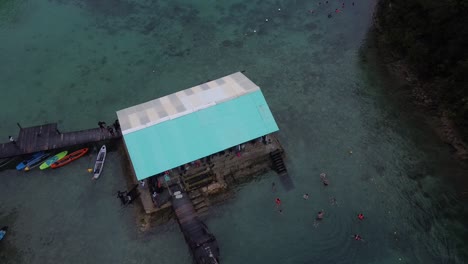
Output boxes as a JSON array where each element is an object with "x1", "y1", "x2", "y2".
[
  {"x1": 171, "y1": 187, "x2": 219, "y2": 264},
  {"x1": 0, "y1": 123, "x2": 121, "y2": 159}
]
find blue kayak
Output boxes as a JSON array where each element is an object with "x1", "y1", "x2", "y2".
[
  {"x1": 0, "y1": 226, "x2": 8, "y2": 240},
  {"x1": 16, "y1": 152, "x2": 47, "y2": 171},
  {"x1": 0, "y1": 226, "x2": 8, "y2": 241}
]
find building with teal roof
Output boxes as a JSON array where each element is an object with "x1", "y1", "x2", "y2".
[{"x1": 116, "y1": 72, "x2": 279, "y2": 181}]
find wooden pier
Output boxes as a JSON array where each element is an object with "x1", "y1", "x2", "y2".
[
  {"x1": 0, "y1": 123, "x2": 121, "y2": 159},
  {"x1": 171, "y1": 187, "x2": 220, "y2": 263}
]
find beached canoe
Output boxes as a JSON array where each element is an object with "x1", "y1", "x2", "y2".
[
  {"x1": 16, "y1": 152, "x2": 48, "y2": 171},
  {"x1": 39, "y1": 151, "x2": 68, "y2": 170},
  {"x1": 92, "y1": 145, "x2": 106, "y2": 180},
  {"x1": 51, "y1": 148, "x2": 89, "y2": 169}
]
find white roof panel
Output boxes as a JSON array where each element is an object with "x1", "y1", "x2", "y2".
[{"x1": 116, "y1": 72, "x2": 260, "y2": 135}]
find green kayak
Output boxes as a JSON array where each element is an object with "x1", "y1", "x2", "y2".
[{"x1": 39, "y1": 151, "x2": 68, "y2": 170}]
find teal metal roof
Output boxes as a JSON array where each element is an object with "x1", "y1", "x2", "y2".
[{"x1": 117, "y1": 73, "x2": 279, "y2": 180}]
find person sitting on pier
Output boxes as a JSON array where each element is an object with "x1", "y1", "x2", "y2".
[
  {"x1": 117, "y1": 191, "x2": 128, "y2": 205},
  {"x1": 8, "y1": 136, "x2": 16, "y2": 145},
  {"x1": 107, "y1": 126, "x2": 115, "y2": 136},
  {"x1": 113, "y1": 119, "x2": 120, "y2": 131},
  {"x1": 98, "y1": 121, "x2": 106, "y2": 129}
]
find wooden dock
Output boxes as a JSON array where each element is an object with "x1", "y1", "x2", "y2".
[{"x1": 0, "y1": 123, "x2": 121, "y2": 159}]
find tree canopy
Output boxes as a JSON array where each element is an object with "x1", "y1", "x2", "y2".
[{"x1": 376, "y1": 0, "x2": 468, "y2": 137}]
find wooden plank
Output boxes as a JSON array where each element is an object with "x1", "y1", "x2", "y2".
[{"x1": 0, "y1": 123, "x2": 122, "y2": 159}]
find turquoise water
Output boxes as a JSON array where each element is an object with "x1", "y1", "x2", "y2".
[{"x1": 0, "y1": 0, "x2": 467, "y2": 263}]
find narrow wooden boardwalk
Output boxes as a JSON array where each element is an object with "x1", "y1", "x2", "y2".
[{"x1": 0, "y1": 123, "x2": 121, "y2": 159}]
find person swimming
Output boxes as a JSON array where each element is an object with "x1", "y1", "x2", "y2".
[
  {"x1": 275, "y1": 198, "x2": 281, "y2": 206},
  {"x1": 320, "y1": 173, "x2": 329, "y2": 186},
  {"x1": 354, "y1": 234, "x2": 362, "y2": 241},
  {"x1": 358, "y1": 213, "x2": 364, "y2": 220},
  {"x1": 303, "y1": 193, "x2": 309, "y2": 200},
  {"x1": 316, "y1": 211, "x2": 324, "y2": 220}
]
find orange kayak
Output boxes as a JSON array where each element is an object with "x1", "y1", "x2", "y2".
[{"x1": 51, "y1": 148, "x2": 89, "y2": 169}]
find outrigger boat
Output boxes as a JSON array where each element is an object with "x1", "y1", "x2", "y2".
[
  {"x1": 92, "y1": 145, "x2": 106, "y2": 180},
  {"x1": 51, "y1": 148, "x2": 89, "y2": 169}
]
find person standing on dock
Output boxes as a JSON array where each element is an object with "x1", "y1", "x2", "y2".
[
  {"x1": 113, "y1": 119, "x2": 120, "y2": 131},
  {"x1": 8, "y1": 136, "x2": 16, "y2": 145},
  {"x1": 107, "y1": 126, "x2": 115, "y2": 136}
]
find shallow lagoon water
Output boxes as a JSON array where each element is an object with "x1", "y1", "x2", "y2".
[{"x1": 0, "y1": 0, "x2": 467, "y2": 263}]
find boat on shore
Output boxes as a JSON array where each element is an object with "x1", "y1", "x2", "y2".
[
  {"x1": 39, "y1": 151, "x2": 68, "y2": 170},
  {"x1": 92, "y1": 145, "x2": 106, "y2": 180},
  {"x1": 16, "y1": 152, "x2": 49, "y2": 171},
  {"x1": 51, "y1": 148, "x2": 89, "y2": 169}
]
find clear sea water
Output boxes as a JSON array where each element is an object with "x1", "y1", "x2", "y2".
[{"x1": 0, "y1": 0, "x2": 467, "y2": 263}]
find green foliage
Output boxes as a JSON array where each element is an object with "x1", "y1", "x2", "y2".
[{"x1": 377, "y1": 0, "x2": 468, "y2": 139}]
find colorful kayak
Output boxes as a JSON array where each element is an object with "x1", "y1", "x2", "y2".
[
  {"x1": 92, "y1": 145, "x2": 107, "y2": 180},
  {"x1": 39, "y1": 151, "x2": 68, "y2": 170},
  {"x1": 16, "y1": 152, "x2": 47, "y2": 171},
  {"x1": 25, "y1": 153, "x2": 52, "y2": 171},
  {"x1": 51, "y1": 148, "x2": 89, "y2": 169}
]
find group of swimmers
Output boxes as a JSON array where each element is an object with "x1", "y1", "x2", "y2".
[
  {"x1": 308, "y1": 0, "x2": 356, "y2": 18},
  {"x1": 273, "y1": 172, "x2": 366, "y2": 241}
]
